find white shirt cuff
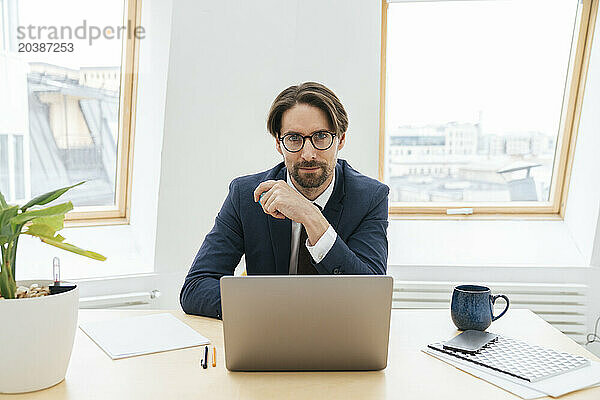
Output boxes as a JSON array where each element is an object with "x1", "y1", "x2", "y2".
[{"x1": 305, "y1": 225, "x2": 337, "y2": 263}]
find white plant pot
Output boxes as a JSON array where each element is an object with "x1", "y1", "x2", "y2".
[{"x1": 0, "y1": 280, "x2": 79, "y2": 394}]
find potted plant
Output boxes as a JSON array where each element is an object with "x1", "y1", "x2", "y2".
[{"x1": 0, "y1": 182, "x2": 106, "y2": 394}]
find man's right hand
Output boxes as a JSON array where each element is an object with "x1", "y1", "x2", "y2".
[{"x1": 254, "y1": 180, "x2": 316, "y2": 223}]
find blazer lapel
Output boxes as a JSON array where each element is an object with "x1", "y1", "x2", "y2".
[
  {"x1": 322, "y1": 161, "x2": 345, "y2": 230},
  {"x1": 267, "y1": 166, "x2": 292, "y2": 274}
]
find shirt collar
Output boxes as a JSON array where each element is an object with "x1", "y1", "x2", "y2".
[{"x1": 286, "y1": 169, "x2": 335, "y2": 210}]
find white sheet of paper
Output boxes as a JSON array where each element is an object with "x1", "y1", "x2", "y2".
[
  {"x1": 424, "y1": 348, "x2": 600, "y2": 399},
  {"x1": 529, "y1": 361, "x2": 600, "y2": 398},
  {"x1": 423, "y1": 349, "x2": 546, "y2": 399},
  {"x1": 80, "y1": 313, "x2": 210, "y2": 359}
]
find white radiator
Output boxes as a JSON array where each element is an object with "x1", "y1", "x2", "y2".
[
  {"x1": 79, "y1": 290, "x2": 161, "y2": 309},
  {"x1": 393, "y1": 281, "x2": 588, "y2": 343}
]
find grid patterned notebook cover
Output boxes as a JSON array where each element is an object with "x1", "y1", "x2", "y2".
[{"x1": 428, "y1": 335, "x2": 590, "y2": 382}]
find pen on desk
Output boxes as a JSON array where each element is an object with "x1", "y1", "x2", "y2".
[
  {"x1": 212, "y1": 347, "x2": 216, "y2": 367},
  {"x1": 202, "y1": 346, "x2": 208, "y2": 369}
]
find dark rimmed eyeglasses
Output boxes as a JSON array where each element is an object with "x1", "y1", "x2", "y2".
[{"x1": 278, "y1": 131, "x2": 336, "y2": 153}]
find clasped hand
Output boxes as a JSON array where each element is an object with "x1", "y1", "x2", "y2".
[{"x1": 253, "y1": 180, "x2": 319, "y2": 224}]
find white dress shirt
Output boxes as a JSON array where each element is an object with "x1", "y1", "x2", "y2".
[{"x1": 287, "y1": 172, "x2": 338, "y2": 274}]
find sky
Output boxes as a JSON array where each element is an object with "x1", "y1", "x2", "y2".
[
  {"x1": 15, "y1": 0, "x2": 125, "y2": 68},
  {"x1": 386, "y1": 0, "x2": 580, "y2": 137}
]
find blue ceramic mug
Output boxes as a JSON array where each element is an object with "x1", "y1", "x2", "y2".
[{"x1": 451, "y1": 285, "x2": 510, "y2": 331}]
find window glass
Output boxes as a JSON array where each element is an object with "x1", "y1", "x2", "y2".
[
  {"x1": 0, "y1": 0, "x2": 126, "y2": 206},
  {"x1": 0, "y1": 135, "x2": 8, "y2": 195},
  {"x1": 14, "y1": 135, "x2": 24, "y2": 199},
  {"x1": 384, "y1": 0, "x2": 580, "y2": 203}
]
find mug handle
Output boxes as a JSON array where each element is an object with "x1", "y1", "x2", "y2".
[{"x1": 491, "y1": 294, "x2": 510, "y2": 321}]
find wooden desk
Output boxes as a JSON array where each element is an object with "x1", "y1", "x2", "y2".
[{"x1": 4, "y1": 309, "x2": 598, "y2": 399}]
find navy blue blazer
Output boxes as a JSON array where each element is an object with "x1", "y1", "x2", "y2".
[{"x1": 180, "y1": 159, "x2": 389, "y2": 319}]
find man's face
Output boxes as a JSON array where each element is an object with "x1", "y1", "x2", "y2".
[{"x1": 276, "y1": 103, "x2": 346, "y2": 190}]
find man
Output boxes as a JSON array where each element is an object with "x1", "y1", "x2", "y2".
[{"x1": 180, "y1": 82, "x2": 389, "y2": 319}]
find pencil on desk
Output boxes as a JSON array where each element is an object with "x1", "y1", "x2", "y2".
[{"x1": 212, "y1": 347, "x2": 216, "y2": 367}]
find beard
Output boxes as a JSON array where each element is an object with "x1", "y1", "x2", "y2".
[{"x1": 290, "y1": 160, "x2": 333, "y2": 189}]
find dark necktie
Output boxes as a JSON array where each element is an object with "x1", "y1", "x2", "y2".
[
  {"x1": 297, "y1": 203, "x2": 322, "y2": 275},
  {"x1": 297, "y1": 226, "x2": 319, "y2": 275}
]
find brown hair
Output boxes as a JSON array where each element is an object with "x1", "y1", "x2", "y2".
[{"x1": 266, "y1": 82, "x2": 348, "y2": 138}]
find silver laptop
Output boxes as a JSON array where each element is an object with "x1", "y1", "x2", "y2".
[{"x1": 220, "y1": 275, "x2": 393, "y2": 371}]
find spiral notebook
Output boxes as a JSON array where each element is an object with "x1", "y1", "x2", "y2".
[
  {"x1": 425, "y1": 333, "x2": 600, "y2": 398},
  {"x1": 80, "y1": 313, "x2": 210, "y2": 359}
]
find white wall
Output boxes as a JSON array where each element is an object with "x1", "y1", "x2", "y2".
[
  {"x1": 564, "y1": 9, "x2": 600, "y2": 355},
  {"x1": 154, "y1": 0, "x2": 381, "y2": 307},
  {"x1": 564, "y1": 14, "x2": 600, "y2": 265}
]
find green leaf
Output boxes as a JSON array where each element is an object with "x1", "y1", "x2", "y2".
[
  {"x1": 38, "y1": 237, "x2": 106, "y2": 261},
  {"x1": 24, "y1": 227, "x2": 65, "y2": 242},
  {"x1": 0, "y1": 206, "x2": 19, "y2": 237},
  {"x1": 25, "y1": 224, "x2": 65, "y2": 242},
  {"x1": 0, "y1": 191, "x2": 8, "y2": 209},
  {"x1": 20, "y1": 182, "x2": 84, "y2": 211},
  {"x1": 10, "y1": 202, "x2": 74, "y2": 225},
  {"x1": 29, "y1": 215, "x2": 65, "y2": 231},
  {"x1": 21, "y1": 216, "x2": 65, "y2": 244}
]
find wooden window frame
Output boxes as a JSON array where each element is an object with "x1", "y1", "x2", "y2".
[
  {"x1": 379, "y1": 0, "x2": 599, "y2": 218},
  {"x1": 66, "y1": 0, "x2": 142, "y2": 226}
]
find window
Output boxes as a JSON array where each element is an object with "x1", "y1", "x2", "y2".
[
  {"x1": 0, "y1": 134, "x2": 27, "y2": 199},
  {"x1": 0, "y1": 0, "x2": 141, "y2": 224},
  {"x1": 380, "y1": 0, "x2": 598, "y2": 216}
]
